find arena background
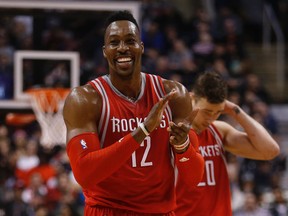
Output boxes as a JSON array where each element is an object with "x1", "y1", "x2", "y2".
[{"x1": 0, "y1": 0, "x2": 287, "y2": 215}]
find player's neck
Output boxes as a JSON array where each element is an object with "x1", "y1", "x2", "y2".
[{"x1": 106, "y1": 73, "x2": 143, "y2": 101}]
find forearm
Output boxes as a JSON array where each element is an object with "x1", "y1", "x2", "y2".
[
  {"x1": 174, "y1": 131, "x2": 204, "y2": 187},
  {"x1": 231, "y1": 106, "x2": 279, "y2": 159},
  {"x1": 67, "y1": 132, "x2": 141, "y2": 190}
]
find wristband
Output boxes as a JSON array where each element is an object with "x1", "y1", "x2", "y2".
[
  {"x1": 173, "y1": 136, "x2": 190, "y2": 151},
  {"x1": 139, "y1": 123, "x2": 150, "y2": 136}
]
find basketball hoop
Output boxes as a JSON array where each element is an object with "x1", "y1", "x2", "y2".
[{"x1": 26, "y1": 88, "x2": 70, "y2": 148}]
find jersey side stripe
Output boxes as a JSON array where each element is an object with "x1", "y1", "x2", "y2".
[
  {"x1": 152, "y1": 74, "x2": 173, "y2": 122},
  {"x1": 95, "y1": 79, "x2": 111, "y2": 148},
  {"x1": 91, "y1": 80, "x2": 106, "y2": 131},
  {"x1": 208, "y1": 125, "x2": 226, "y2": 163},
  {"x1": 150, "y1": 74, "x2": 164, "y2": 97},
  {"x1": 208, "y1": 125, "x2": 224, "y2": 150},
  {"x1": 149, "y1": 74, "x2": 172, "y2": 122},
  {"x1": 91, "y1": 79, "x2": 110, "y2": 148},
  {"x1": 149, "y1": 74, "x2": 174, "y2": 172}
]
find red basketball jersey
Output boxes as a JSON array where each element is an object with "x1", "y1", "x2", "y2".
[
  {"x1": 175, "y1": 124, "x2": 232, "y2": 216},
  {"x1": 86, "y1": 73, "x2": 176, "y2": 213}
]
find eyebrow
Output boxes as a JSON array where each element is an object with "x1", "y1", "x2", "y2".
[
  {"x1": 202, "y1": 109, "x2": 224, "y2": 113},
  {"x1": 108, "y1": 33, "x2": 137, "y2": 38}
]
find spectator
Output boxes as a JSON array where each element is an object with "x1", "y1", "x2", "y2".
[{"x1": 234, "y1": 192, "x2": 272, "y2": 216}]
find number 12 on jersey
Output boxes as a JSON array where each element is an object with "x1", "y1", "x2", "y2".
[{"x1": 131, "y1": 136, "x2": 153, "y2": 168}]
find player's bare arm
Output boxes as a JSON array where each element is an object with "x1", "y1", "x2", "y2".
[
  {"x1": 63, "y1": 84, "x2": 100, "y2": 142},
  {"x1": 163, "y1": 79, "x2": 199, "y2": 149},
  {"x1": 216, "y1": 100, "x2": 279, "y2": 160},
  {"x1": 163, "y1": 79, "x2": 192, "y2": 123}
]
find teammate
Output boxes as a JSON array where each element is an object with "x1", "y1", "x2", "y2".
[
  {"x1": 175, "y1": 71, "x2": 280, "y2": 216},
  {"x1": 63, "y1": 10, "x2": 204, "y2": 215}
]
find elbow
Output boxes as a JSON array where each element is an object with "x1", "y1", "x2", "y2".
[
  {"x1": 270, "y1": 145, "x2": 280, "y2": 159},
  {"x1": 176, "y1": 153, "x2": 205, "y2": 188},
  {"x1": 70, "y1": 160, "x2": 100, "y2": 191},
  {"x1": 71, "y1": 164, "x2": 89, "y2": 189},
  {"x1": 264, "y1": 142, "x2": 280, "y2": 160},
  {"x1": 72, "y1": 167, "x2": 98, "y2": 191}
]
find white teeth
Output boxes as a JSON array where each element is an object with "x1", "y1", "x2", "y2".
[{"x1": 117, "y1": 57, "x2": 131, "y2": 63}]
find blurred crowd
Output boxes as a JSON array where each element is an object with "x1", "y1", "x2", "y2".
[{"x1": 0, "y1": 0, "x2": 288, "y2": 215}]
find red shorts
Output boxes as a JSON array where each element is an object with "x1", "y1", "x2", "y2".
[{"x1": 84, "y1": 205, "x2": 176, "y2": 216}]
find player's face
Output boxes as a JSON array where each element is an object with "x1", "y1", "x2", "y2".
[
  {"x1": 192, "y1": 97, "x2": 225, "y2": 132},
  {"x1": 103, "y1": 20, "x2": 144, "y2": 77}
]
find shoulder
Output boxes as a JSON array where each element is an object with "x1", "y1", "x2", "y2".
[
  {"x1": 162, "y1": 78, "x2": 191, "y2": 121},
  {"x1": 63, "y1": 84, "x2": 102, "y2": 117},
  {"x1": 213, "y1": 120, "x2": 235, "y2": 139},
  {"x1": 162, "y1": 79, "x2": 188, "y2": 98},
  {"x1": 65, "y1": 84, "x2": 100, "y2": 106},
  {"x1": 63, "y1": 84, "x2": 102, "y2": 139},
  {"x1": 213, "y1": 120, "x2": 234, "y2": 130}
]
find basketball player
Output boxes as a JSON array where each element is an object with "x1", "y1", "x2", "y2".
[
  {"x1": 175, "y1": 71, "x2": 280, "y2": 216},
  {"x1": 63, "y1": 11, "x2": 204, "y2": 215}
]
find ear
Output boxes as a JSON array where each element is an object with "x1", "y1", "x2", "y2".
[
  {"x1": 102, "y1": 46, "x2": 107, "y2": 58},
  {"x1": 141, "y1": 42, "x2": 144, "y2": 54},
  {"x1": 190, "y1": 92, "x2": 196, "y2": 106},
  {"x1": 189, "y1": 92, "x2": 195, "y2": 99}
]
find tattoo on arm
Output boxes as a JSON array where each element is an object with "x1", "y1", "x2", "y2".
[{"x1": 233, "y1": 106, "x2": 240, "y2": 114}]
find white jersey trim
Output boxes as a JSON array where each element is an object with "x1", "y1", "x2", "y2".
[
  {"x1": 208, "y1": 125, "x2": 227, "y2": 164},
  {"x1": 91, "y1": 79, "x2": 110, "y2": 148},
  {"x1": 148, "y1": 74, "x2": 172, "y2": 122}
]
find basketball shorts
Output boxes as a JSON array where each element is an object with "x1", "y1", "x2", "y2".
[{"x1": 84, "y1": 205, "x2": 176, "y2": 216}]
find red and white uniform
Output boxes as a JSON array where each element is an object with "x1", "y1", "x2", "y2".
[
  {"x1": 87, "y1": 73, "x2": 175, "y2": 213},
  {"x1": 175, "y1": 124, "x2": 232, "y2": 216}
]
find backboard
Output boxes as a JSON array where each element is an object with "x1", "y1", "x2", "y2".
[
  {"x1": 14, "y1": 51, "x2": 79, "y2": 101},
  {"x1": 0, "y1": 0, "x2": 141, "y2": 110}
]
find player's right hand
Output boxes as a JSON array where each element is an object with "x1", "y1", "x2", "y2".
[{"x1": 144, "y1": 89, "x2": 177, "y2": 132}]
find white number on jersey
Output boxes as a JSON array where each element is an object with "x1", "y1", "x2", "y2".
[
  {"x1": 131, "y1": 136, "x2": 153, "y2": 167},
  {"x1": 198, "y1": 160, "x2": 216, "y2": 186}
]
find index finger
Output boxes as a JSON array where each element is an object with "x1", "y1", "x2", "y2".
[{"x1": 162, "y1": 89, "x2": 177, "y2": 103}]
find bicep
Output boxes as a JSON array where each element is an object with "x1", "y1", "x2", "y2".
[
  {"x1": 63, "y1": 86, "x2": 100, "y2": 142},
  {"x1": 218, "y1": 122, "x2": 256, "y2": 157}
]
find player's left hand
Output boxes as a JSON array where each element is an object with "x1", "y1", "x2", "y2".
[{"x1": 168, "y1": 108, "x2": 199, "y2": 146}]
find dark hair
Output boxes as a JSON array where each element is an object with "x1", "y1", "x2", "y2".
[
  {"x1": 193, "y1": 70, "x2": 227, "y2": 104},
  {"x1": 105, "y1": 10, "x2": 139, "y2": 30}
]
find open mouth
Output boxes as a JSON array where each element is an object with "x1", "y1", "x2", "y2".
[
  {"x1": 116, "y1": 57, "x2": 132, "y2": 63},
  {"x1": 116, "y1": 57, "x2": 133, "y2": 69}
]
